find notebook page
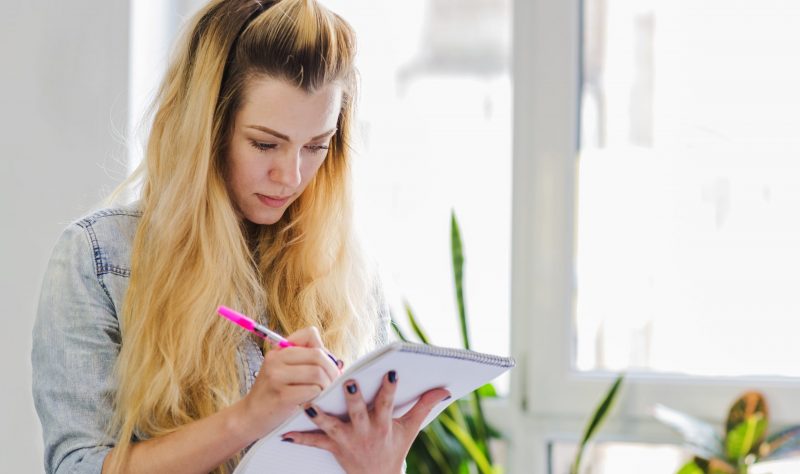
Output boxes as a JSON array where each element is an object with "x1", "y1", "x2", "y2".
[{"x1": 234, "y1": 343, "x2": 514, "y2": 473}]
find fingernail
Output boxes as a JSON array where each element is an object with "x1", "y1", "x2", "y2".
[
  {"x1": 346, "y1": 382, "x2": 357, "y2": 394},
  {"x1": 442, "y1": 395, "x2": 452, "y2": 401},
  {"x1": 281, "y1": 437, "x2": 294, "y2": 443},
  {"x1": 388, "y1": 370, "x2": 397, "y2": 383},
  {"x1": 304, "y1": 406, "x2": 318, "y2": 418}
]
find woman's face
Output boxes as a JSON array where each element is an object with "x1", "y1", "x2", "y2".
[{"x1": 226, "y1": 77, "x2": 342, "y2": 225}]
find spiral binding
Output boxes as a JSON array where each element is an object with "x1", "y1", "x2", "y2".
[{"x1": 395, "y1": 341, "x2": 515, "y2": 368}]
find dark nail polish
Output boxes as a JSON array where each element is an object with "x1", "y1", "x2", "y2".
[
  {"x1": 281, "y1": 437, "x2": 294, "y2": 443},
  {"x1": 388, "y1": 370, "x2": 397, "y2": 383},
  {"x1": 443, "y1": 395, "x2": 452, "y2": 401},
  {"x1": 346, "y1": 383, "x2": 357, "y2": 394},
  {"x1": 305, "y1": 406, "x2": 318, "y2": 418}
]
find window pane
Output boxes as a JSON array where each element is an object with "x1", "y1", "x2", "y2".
[
  {"x1": 323, "y1": 0, "x2": 513, "y2": 391},
  {"x1": 577, "y1": 1, "x2": 800, "y2": 376},
  {"x1": 550, "y1": 441, "x2": 685, "y2": 474}
]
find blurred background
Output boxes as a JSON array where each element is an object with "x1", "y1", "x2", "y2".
[{"x1": 3, "y1": 0, "x2": 800, "y2": 472}]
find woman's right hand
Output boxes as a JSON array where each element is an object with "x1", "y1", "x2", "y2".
[{"x1": 238, "y1": 327, "x2": 341, "y2": 440}]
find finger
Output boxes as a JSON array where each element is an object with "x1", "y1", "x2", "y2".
[
  {"x1": 274, "y1": 364, "x2": 334, "y2": 391},
  {"x1": 303, "y1": 404, "x2": 348, "y2": 443},
  {"x1": 398, "y1": 388, "x2": 451, "y2": 432},
  {"x1": 268, "y1": 346, "x2": 340, "y2": 382},
  {"x1": 286, "y1": 326, "x2": 325, "y2": 349},
  {"x1": 372, "y1": 370, "x2": 399, "y2": 425},
  {"x1": 281, "y1": 430, "x2": 338, "y2": 455},
  {"x1": 342, "y1": 380, "x2": 370, "y2": 434},
  {"x1": 283, "y1": 329, "x2": 340, "y2": 378}
]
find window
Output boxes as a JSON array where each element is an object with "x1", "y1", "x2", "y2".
[
  {"x1": 510, "y1": 0, "x2": 800, "y2": 472},
  {"x1": 577, "y1": 0, "x2": 800, "y2": 378}
]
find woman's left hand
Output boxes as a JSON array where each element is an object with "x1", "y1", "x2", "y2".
[{"x1": 280, "y1": 371, "x2": 451, "y2": 474}]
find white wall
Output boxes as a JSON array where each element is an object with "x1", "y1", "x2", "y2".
[{"x1": 0, "y1": 1, "x2": 130, "y2": 471}]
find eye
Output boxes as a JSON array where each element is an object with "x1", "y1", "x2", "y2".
[
  {"x1": 249, "y1": 140, "x2": 277, "y2": 152},
  {"x1": 306, "y1": 144, "x2": 330, "y2": 154}
]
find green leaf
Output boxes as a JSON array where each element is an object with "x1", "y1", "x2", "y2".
[
  {"x1": 676, "y1": 460, "x2": 706, "y2": 474},
  {"x1": 439, "y1": 411, "x2": 496, "y2": 474},
  {"x1": 450, "y1": 210, "x2": 470, "y2": 350},
  {"x1": 403, "y1": 301, "x2": 431, "y2": 345},
  {"x1": 429, "y1": 416, "x2": 469, "y2": 459},
  {"x1": 403, "y1": 210, "x2": 501, "y2": 473},
  {"x1": 571, "y1": 374, "x2": 625, "y2": 474},
  {"x1": 724, "y1": 391, "x2": 769, "y2": 462},
  {"x1": 418, "y1": 427, "x2": 455, "y2": 473},
  {"x1": 450, "y1": 210, "x2": 493, "y2": 463},
  {"x1": 476, "y1": 383, "x2": 498, "y2": 398},
  {"x1": 653, "y1": 404, "x2": 724, "y2": 459},
  {"x1": 390, "y1": 317, "x2": 411, "y2": 343},
  {"x1": 677, "y1": 457, "x2": 737, "y2": 474},
  {"x1": 726, "y1": 416, "x2": 767, "y2": 461},
  {"x1": 725, "y1": 392, "x2": 768, "y2": 440}
]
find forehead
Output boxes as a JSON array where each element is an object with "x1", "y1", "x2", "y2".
[{"x1": 236, "y1": 77, "x2": 343, "y2": 138}]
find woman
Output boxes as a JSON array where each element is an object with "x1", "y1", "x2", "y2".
[{"x1": 32, "y1": 0, "x2": 448, "y2": 472}]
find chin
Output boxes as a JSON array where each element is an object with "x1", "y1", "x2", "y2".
[{"x1": 245, "y1": 211, "x2": 284, "y2": 225}]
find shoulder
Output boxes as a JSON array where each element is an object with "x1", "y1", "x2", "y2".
[{"x1": 57, "y1": 202, "x2": 142, "y2": 278}]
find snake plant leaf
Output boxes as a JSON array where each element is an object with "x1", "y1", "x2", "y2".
[
  {"x1": 403, "y1": 301, "x2": 432, "y2": 345},
  {"x1": 725, "y1": 391, "x2": 768, "y2": 440},
  {"x1": 571, "y1": 374, "x2": 625, "y2": 474},
  {"x1": 403, "y1": 210, "x2": 501, "y2": 474},
  {"x1": 460, "y1": 409, "x2": 501, "y2": 441},
  {"x1": 654, "y1": 404, "x2": 724, "y2": 459},
  {"x1": 405, "y1": 449, "x2": 432, "y2": 474},
  {"x1": 759, "y1": 425, "x2": 800, "y2": 460},
  {"x1": 439, "y1": 412, "x2": 496, "y2": 474},
  {"x1": 450, "y1": 210, "x2": 493, "y2": 462},
  {"x1": 390, "y1": 317, "x2": 411, "y2": 343},
  {"x1": 429, "y1": 416, "x2": 469, "y2": 458},
  {"x1": 450, "y1": 210, "x2": 470, "y2": 351},
  {"x1": 422, "y1": 423, "x2": 461, "y2": 471},
  {"x1": 726, "y1": 416, "x2": 768, "y2": 461}
]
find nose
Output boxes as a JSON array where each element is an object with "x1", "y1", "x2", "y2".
[{"x1": 269, "y1": 148, "x2": 302, "y2": 189}]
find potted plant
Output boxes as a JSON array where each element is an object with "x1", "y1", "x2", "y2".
[
  {"x1": 655, "y1": 391, "x2": 800, "y2": 474},
  {"x1": 393, "y1": 211, "x2": 502, "y2": 474}
]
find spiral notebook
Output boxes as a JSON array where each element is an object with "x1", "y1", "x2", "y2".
[{"x1": 233, "y1": 341, "x2": 515, "y2": 474}]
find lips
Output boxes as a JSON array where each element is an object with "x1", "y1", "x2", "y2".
[{"x1": 256, "y1": 193, "x2": 291, "y2": 208}]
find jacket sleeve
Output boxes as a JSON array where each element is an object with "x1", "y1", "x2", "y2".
[{"x1": 32, "y1": 223, "x2": 120, "y2": 474}]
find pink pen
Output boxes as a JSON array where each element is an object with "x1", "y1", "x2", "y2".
[{"x1": 217, "y1": 305, "x2": 341, "y2": 368}]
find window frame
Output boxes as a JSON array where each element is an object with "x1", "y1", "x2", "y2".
[{"x1": 507, "y1": 0, "x2": 800, "y2": 471}]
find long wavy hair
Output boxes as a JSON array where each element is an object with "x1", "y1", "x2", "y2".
[{"x1": 108, "y1": 1, "x2": 379, "y2": 471}]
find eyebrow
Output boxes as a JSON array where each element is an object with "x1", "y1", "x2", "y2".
[{"x1": 245, "y1": 125, "x2": 337, "y2": 142}]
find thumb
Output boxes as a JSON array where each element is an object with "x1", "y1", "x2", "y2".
[{"x1": 399, "y1": 388, "x2": 451, "y2": 432}]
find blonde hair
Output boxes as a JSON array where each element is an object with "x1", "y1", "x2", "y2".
[{"x1": 108, "y1": 1, "x2": 379, "y2": 472}]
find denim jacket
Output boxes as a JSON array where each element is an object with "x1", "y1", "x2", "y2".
[{"x1": 32, "y1": 205, "x2": 389, "y2": 473}]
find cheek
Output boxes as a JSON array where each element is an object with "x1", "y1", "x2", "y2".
[
  {"x1": 227, "y1": 148, "x2": 259, "y2": 188},
  {"x1": 300, "y1": 157, "x2": 327, "y2": 185}
]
